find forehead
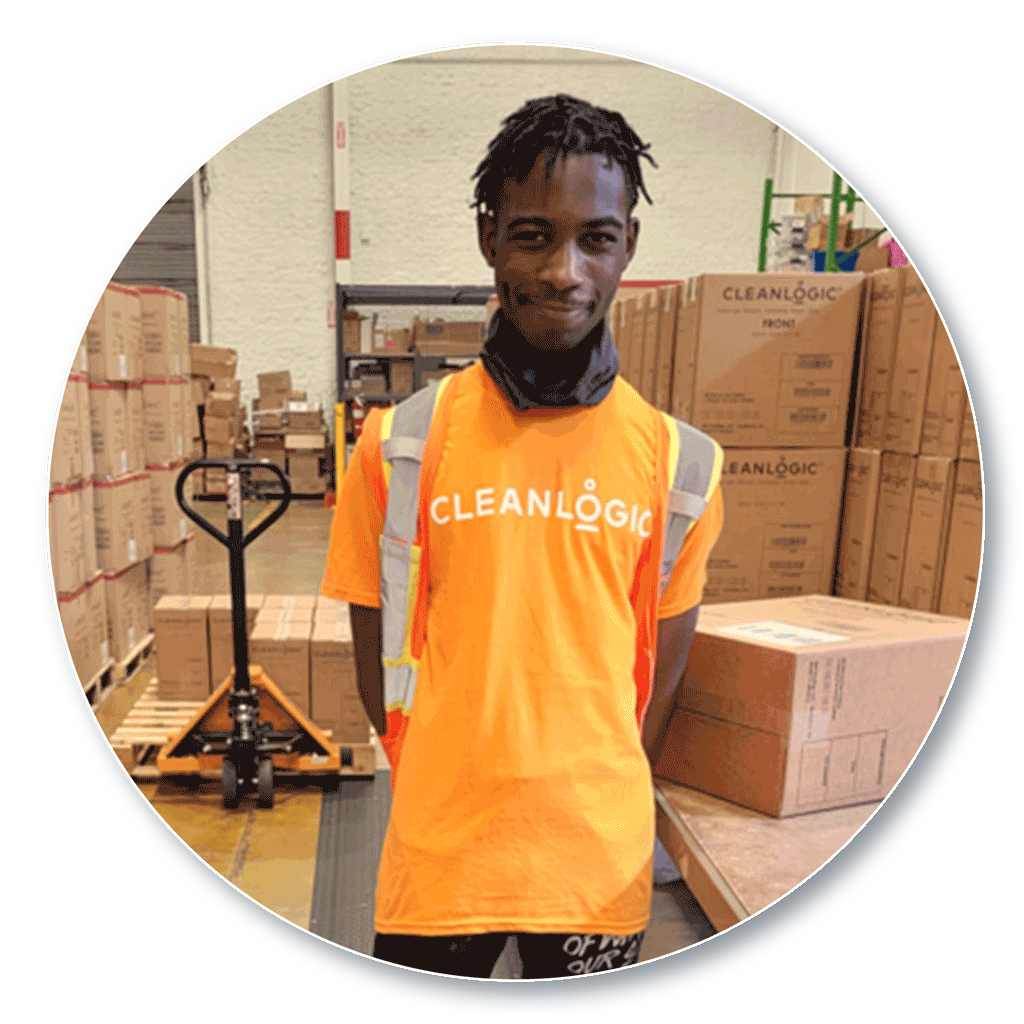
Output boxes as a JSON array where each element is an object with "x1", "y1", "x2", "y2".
[{"x1": 497, "y1": 152, "x2": 630, "y2": 223}]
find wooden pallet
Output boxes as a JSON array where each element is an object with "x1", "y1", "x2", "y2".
[
  {"x1": 82, "y1": 658, "x2": 116, "y2": 708},
  {"x1": 112, "y1": 632, "x2": 155, "y2": 687},
  {"x1": 110, "y1": 679, "x2": 378, "y2": 781}
]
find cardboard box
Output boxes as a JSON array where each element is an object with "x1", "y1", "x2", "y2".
[
  {"x1": 203, "y1": 414, "x2": 235, "y2": 446},
  {"x1": 374, "y1": 328, "x2": 411, "y2": 353},
  {"x1": 342, "y1": 310, "x2": 362, "y2": 355},
  {"x1": 143, "y1": 380, "x2": 185, "y2": 465},
  {"x1": 639, "y1": 290, "x2": 660, "y2": 403},
  {"x1": 256, "y1": 595, "x2": 317, "y2": 625},
  {"x1": 84, "y1": 574, "x2": 110, "y2": 678},
  {"x1": 853, "y1": 267, "x2": 907, "y2": 449},
  {"x1": 207, "y1": 593, "x2": 265, "y2": 687},
  {"x1": 148, "y1": 462, "x2": 193, "y2": 548},
  {"x1": 654, "y1": 284, "x2": 681, "y2": 412},
  {"x1": 104, "y1": 561, "x2": 149, "y2": 662},
  {"x1": 655, "y1": 594, "x2": 968, "y2": 816},
  {"x1": 210, "y1": 376, "x2": 241, "y2": 399},
  {"x1": 85, "y1": 282, "x2": 137, "y2": 382},
  {"x1": 287, "y1": 410, "x2": 325, "y2": 431},
  {"x1": 899, "y1": 456, "x2": 956, "y2": 612},
  {"x1": 683, "y1": 274, "x2": 864, "y2": 448},
  {"x1": 154, "y1": 595, "x2": 212, "y2": 700},
  {"x1": 191, "y1": 377, "x2": 210, "y2": 405},
  {"x1": 190, "y1": 345, "x2": 237, "y2": 380},
  {"x1": 706, "y1": 448, "x2": 847, "y2": 604},
  {"x1": 51, "y1": 375, "x2": 84, "y2": 487},
  {"x1": 938, "y1": 460, "x2": 983, "y2": 618},
  {"x1": 412, "y1": 317, "x2": 485, "y2": 355},
  {"x1": 81, "y1": 480, "x2": 98, "y2": 581},
  {"x1": 959, "y1": 401, "x2": 980, "y2": 462},
  {"x1": 866, "y1": 452, "x2": 916, "y2": 606},
  {"x1": 285, "y1": 432, "x2": 327, "y2": 451},
  {"x1": 89, "y1": 381, "x2": 130, "y2": 479},
  {"x1": 834, "y1": 448, "x2": 882, "y2": 601},
  {"x1": 310, "y1": 614, "x2": 372, "y2": 742},
  {"x1": 624, "y1": 292, "x2": 648, "y2": 392},
  {"x1": 883, "y1": 267, "x2": 939, "y2": 454},
  {"x1": 125, "y1": 383, "x2": 145, "y2": 474},
  {"x1": 149, "y1": 536, "x2": 195, "y2": 605},
  {"x1": 93, "y1": 473, "x2": 153, "y2": 573},
  {"x1": 204, "y1": 391, "x2": 237, "y2": 419},
  {"x1": 73, "y1": 374, "x2": 94, "y2": 480},
  {"x1": 249, "y1": 618, "x2": 312, "y2": 714},
  {"x1": 139, "y1": 286, "x2": 186, "y2": 378},
  {"x1": 48, "y1": 481, "x2": 87, "y2": 595},
  {"x1": 258, "y1": 371, "x2": 292, "y2": 396},
  {"x1": 670, "y1": 279, "x2": 700, "y2": 424},
  {"x1": 57, "y1": 576, "x2": 108, "y2": 684}
]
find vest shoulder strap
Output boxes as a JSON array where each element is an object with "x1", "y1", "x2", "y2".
[{"x1": 658, "y1": 412, "x2": 723, "y2": 598}]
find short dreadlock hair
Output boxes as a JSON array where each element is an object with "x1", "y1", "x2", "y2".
[{"x1": 471, "y1": 94, "x2": 656, "y2": 218}]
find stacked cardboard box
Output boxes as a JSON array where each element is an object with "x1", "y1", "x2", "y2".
[
  {"x1": 609, "y1": 274, "x2": 866, "y2": 604},
  {"x1": 208, "y1": 593, "x2": 265, "y2": 687},
  {"x1": 654, "y1": 594, "x2": 968, "y2": 816},
  {"x1": 190, "y1": 343, "x2": 242, "y2": 494},
  {"x1": 153, "y1": 595, "x2": 213, "y2": 700},
  {"x1": 252, "y1": 371, "x2": 330, "y2": 493},
  {"x1": 250, "y1": 596, "x2": 316, "y2": 714},
  {"x1": 310, "y1": 599, "x2": 372, "y2": 743},
  {"x1": 835, "y1": 268, "x2": 981, "y2": 617}
]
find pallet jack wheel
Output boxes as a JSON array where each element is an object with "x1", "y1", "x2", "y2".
[
  {"x1": 256, "y1": 757, "x2": 274, "y2": 809},
  {"x1": 222, "y1": 758, "x2": 240, "y2": 809}
]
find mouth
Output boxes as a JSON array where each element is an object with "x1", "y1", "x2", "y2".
[{"x1": 527, "y1": 298, "x2": 591, "y2": 320}]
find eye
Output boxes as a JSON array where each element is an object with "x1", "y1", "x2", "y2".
[
  {"x1": 583, "y1": 232, "x2": 618, "y2": 250},
  {"x1": 511, "y1": 230, "x2": 549, "y2": 246}
]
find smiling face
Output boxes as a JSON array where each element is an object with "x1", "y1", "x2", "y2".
[{"x1": 478, "y1": 151, "x2": 639, "y2": 352}]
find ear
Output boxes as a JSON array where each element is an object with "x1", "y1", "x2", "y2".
[
  {"x1": 477, "y1": 213, "x2": 498, "y2": 268},
  {"x1": 624, "y1": 217, "x2": 640, "y2": 266}
]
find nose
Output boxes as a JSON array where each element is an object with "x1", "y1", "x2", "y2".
[{"x1": 538, "y1": 240, "x2": 584, "y2": 294}]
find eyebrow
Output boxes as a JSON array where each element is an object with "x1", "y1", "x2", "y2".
[{"x1": 506, "y1": 216, "x2": 625, "y2": 231}]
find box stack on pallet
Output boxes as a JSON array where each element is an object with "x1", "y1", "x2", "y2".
[
  {"x1": 610, "y1": 273, "x2": 865, "y2": 605},
  {"x1": 835, "y1": 265, "x2": 981, "y2": 618},
  {"x1": 252, "y1": 370, "x2": 331, "y2": 495},
  {"x1": 50, "y1": 341, "x2": 112, "y2": 701},
  {"x1": 141, "y1": 288, "x2": 198, "y2": 607},
  {"x1": 190, "y1": 343, "x2": 244, "y2": 495}
]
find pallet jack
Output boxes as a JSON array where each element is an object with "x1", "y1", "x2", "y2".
[{"x1": 156, "y1": 459, "x2": 340, "y2": 809}]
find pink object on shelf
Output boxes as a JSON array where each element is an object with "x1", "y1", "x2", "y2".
[{"x1": 886, "y1": 238, "x2": 907, "y2": 266}]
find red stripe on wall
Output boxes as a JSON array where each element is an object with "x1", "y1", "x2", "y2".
[{"x1": 335, "y1": 210, "x2": 351, "y2": 261}]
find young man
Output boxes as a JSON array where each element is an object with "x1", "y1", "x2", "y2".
[{"x1": 321, "y1": 94, "x2": 724, "y2": 979}]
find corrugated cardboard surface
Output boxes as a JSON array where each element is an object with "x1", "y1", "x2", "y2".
[
  {"x1": 89, "y1": 381, "x2": 129, "y2": 479},
  {"x1": 149, "y1": 537, "x2": 195, "y2": 606},
  {"x1": 249, "y1": 619, "x2": 312, "y2": 714},
  {"x1": 855, "y1": 268, "x2": 906, "y2": 448},
  {"x1": 208, "y1": 593, "x2": 264, "y2": 687},
  {"x1": 919, "y1": 320, "x2": 966, "y2": 458},
  {"x1": 93, "y1": 473, "x2": 153, "y2": 574},
  {"x1": 105, "y1": 561, "x2": 149, "y2": 663},
  {"x1": 706, "y1": 448, "x2": 847, "y2": 604},
  {"x1": 51, "y1": 375, "x2": 84, "y2": 487},
  {"x1": 58, "y1": 573, "x2": 108, "y2": 683},
  {"x1": 139, "y1": 287, "x2": 187, "y2": 379},
  {"x1": 883, "y1": 266, "x2": 938, "y2": 454},
  {"x1": 866, "y1": 452, "x2": 916, "y2": 605},
  {"x1": 310, "y1": 617, "x2": 371, "y2": 742},
  {"x1": 685, "y1": 273, "x2": 864, "y2": 448},
  {"x1": 154, "y1": 595, "x2": 212, "y2": 699},
  {"x1": 899, "y1": 456, "x2": 957, "y2": 612},
  {"x1": 86, "y1": 283, "x2": 137, "y2": 382},
  {"x1": 834, "y1": 448, "x2": 882, "y2": 601},
  {"x1": 148, "y1": 462, "x2": 192, "y2": 549},
  {"x1": 142, "y1": 380, "x2": 185, "y2": 465},
  {"x1": 655, "y1": 594, "x2": 968, "y2": 816},
  {"x1": 48, "y1": 482, "x2": 87, "y2": 595},
  {"x1": 938, "y1": 460, "x2": 983, "y2": 618},
  {"x1": 190, "y1": 344, "x2": 238, "y2": 379}
]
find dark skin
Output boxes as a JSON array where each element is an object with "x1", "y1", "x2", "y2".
[{"x1": 349, "y1": 150, "x2": 698, "y2": 769}]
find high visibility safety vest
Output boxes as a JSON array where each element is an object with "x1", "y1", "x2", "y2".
[{"x1": 375, "y1": 371, "x2": 722, "y2": 781}]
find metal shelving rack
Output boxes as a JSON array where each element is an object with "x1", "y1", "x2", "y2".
[{"x1": 335, "y1": 284, "x2": 493, "y2": 466}]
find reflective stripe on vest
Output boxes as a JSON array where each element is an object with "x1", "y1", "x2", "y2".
[
  {"x1": 657, "y1": 412, "x2": 723, "y2": 598},
  {"x1": 378, "y1": 376, "x2": 454, "y2": 718}
]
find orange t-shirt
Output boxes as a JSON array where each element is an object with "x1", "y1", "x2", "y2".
[{"x1": 322, "y1": 362, "x2": 723, "y2": 936}]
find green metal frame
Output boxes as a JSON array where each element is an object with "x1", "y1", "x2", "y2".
[{"x1": 758, "y1": 171, "x2": 884, "y2": 272}]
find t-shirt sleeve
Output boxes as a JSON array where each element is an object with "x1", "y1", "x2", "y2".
[
  {"x1": 657, "y1": 484, "x2": 724, "y2": 619},
  {"x1": 320, "y1": 409, "x2": 386, "y2": 608}
]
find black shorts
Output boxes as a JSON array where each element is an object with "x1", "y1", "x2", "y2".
[{"x1": 373, "y1": 930, "x2": 645, "y2": 979}]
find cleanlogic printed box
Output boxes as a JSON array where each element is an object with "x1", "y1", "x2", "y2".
[
  {"x1": 705, "y1": 448, "x2": 847, "y2": 604},
  {"x1": 208, "y1": 593, "x2": 264, "y2": 687},
  {"x1": 249, "y1": 618, "x2": 312, "y2": 715},
  {"x1": 654, "y1": 595, "x2": 968, "y2": 816},
  {"x1": 310, "y1": 611, "x2": 372, "y2": 743},
  {"x1": 680, "y1": 273, "x2": 865, "y2": 448},
  {"x1": 154, "y1": 595, "x2": 212, "y2": 700}
]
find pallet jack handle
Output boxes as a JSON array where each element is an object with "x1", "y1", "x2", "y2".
[{"x1": 175, "y1": 458, "x2": 292, "y2": 694}]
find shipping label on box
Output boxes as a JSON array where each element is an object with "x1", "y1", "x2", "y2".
[
  {"x1": 705, "y1": 448, "x2": 847, "y2": 604},
  {"x1": 919, "y1": 320, "x2": 966, "y2": 458},
  {"x1": 143, "y1": 380, "x2": 185, "y2": 465},
  {"x1": 154, "y1": 595, "x2": 212, "y2": 700},
  {"x1": 834, "y1": 448, "x2": 882, "y2": 601},
  {"x1": 938, "y1": 460, "x2": 983, "y2": 618},
  {"x1": 866, "y1": 452, "x2": 917, "y2": 606},
  {"x1": 855, "y1": 268, "x2": 907, "y2": 448},
  {"x1": 883, "y1": 267, "x2": 939, "y2": 455},
  {"x1": 898, "y1": 456, "x2": 956, "y2": 612},
  {"x1": 656, "y1": 594, "x2": 968, "y2": 815},
  {"x1": 89, "y1": 381, "x2": 129, "y2": 479},
  {"x1": 687, "y1": 274, "x2": 864, "y2": 447},
  {"x1": 48, "y1": 481, "x2": 87, "y2": 595}
]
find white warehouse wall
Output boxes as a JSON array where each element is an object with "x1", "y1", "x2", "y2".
[{"x1": 199, "y1": 45, "x2": 877, "y2": 431}]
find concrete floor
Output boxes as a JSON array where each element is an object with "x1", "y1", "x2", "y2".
[{"x1": 96, "y1": 497, "x2": 715, "y2": 967}]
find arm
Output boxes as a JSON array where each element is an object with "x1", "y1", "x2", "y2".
[
  {"x1": 349, "y1": 603, "x2": 387, "y2": 737},
  {"x1": 642, "y1": 605, "x2": 699, "y2": 770}
]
